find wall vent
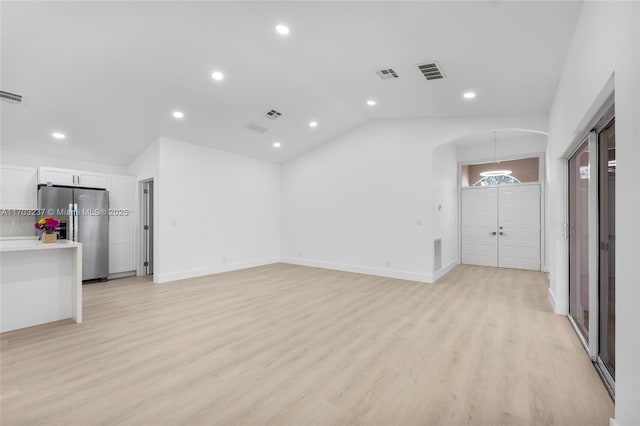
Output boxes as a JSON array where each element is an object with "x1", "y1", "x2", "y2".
[
  {"x1": 375, "y1": 68, "x2": 399, "y2": 80},
  {"x1": 0, "y1": 90, "x2": 24, "y2": 104},
  {"x1": 416, "y1": 61, "x2": 445, "y2": 80},
  {"x1": 434, "y1": 238, "x2": 442, "y2": 271},
  {"x1": 265, "y1": 109, "x2": 283, "y2": 120},
  {"x1": 245, "y1": 122, "x2": 269, "y2": 134}
]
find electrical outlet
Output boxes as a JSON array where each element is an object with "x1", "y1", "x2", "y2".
[
  {"x1": 298, "y1": 252, "x2": 302, "y2": 257},
  {"x1": 386, "y1": 260, "x2": 391, "y2": 268},
  {"x1": 416, "y1": 218, "x2": 422, "y2": 226},
  {"x1": 222, "y1": 257, "x2": 226, "y2": 264}
]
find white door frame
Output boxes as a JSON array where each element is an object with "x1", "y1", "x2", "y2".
[
  {"x1": 136, "y1": 178, "x2": 154, "y2": 277},
  {"x1": 457, "y1": 152, "x2": 546, "y2": 271}
]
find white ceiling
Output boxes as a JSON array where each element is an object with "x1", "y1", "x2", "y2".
[{"x1": 1, "y1": 1, "x2": 581, "y2": 166}]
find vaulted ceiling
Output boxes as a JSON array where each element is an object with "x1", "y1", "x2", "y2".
[{"x1": 1, "y1": 1, "x2": 581, "y2": 165}]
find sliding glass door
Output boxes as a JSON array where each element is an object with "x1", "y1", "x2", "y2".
[
  {"x1": 598, "y1": 119, "x2": 615, "y2": 381},
  {"x1": 567, "y1": 109, "x2": 616, "y2": 395},
  {"x1": 568, "y1": 141, "x2": 591, "y2": 342}
]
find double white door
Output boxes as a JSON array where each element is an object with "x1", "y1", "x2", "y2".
[{"x1": 461, "y1": 184, "x2": 541, "y2": 270}]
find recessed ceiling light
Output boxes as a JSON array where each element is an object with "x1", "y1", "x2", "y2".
[
  {"x1": 52, "y1": 132, "x2": 66, "y2": 140},
  {"x1": 172, "y1": 111, "x2": 184, "y2": 119},
  {"x1": 275, "y1": 24, "x2": 290, "y2": 35},
  {"x1": 366, "y1": 100, "x2": 377, "y2": 106},
  {"x1": 211, "y1": 71, "x2": 224, "y2": 81},
  {"x1": 273, "y1": 142, "x2": 281, "y2": 148},
  {"x1": 309, "y1": 121, "x2": 318, "y2": 128},
  {"x1": 463, "y1": 92, "x2": 476, "y2": 99}
]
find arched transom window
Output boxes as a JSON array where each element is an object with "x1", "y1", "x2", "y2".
[{"x1": 474, "y1": 175, "x2": 521, "y2": 187}]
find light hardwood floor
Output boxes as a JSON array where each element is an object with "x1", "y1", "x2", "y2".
[{"x1": 1, "y1": 264, "x2": 613, "y2": 425}]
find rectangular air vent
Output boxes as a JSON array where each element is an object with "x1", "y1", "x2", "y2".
[
  {"x1": 375, "y1": 68, "x2": 399, "y2": 80},
  {"x1": 245, "y1": 122, "x2": 269, "y2": 134},
  {"x1": 265, "y1": 109, "x2": 282, "y2": 120},
  {"x1": 0, "y1": 90, "x2": 24, "y2": 104},
  {"x1": 417, "y1": 61, "x2": 445, "y2": 80}
]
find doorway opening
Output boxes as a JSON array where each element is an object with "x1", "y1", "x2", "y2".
[
  {"x1": 140, "y1": 179, "x2": 154, "y2": 276},
  {"x1": 460, "y1": 183, "x2": 541, "y2": 270},
  {"x1": 459, "y1": 154, "x2": 543, "y2": 271}
]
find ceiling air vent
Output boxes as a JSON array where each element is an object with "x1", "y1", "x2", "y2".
[
  {"x1": 245, "y1": 122, "x2": 269, "y2": 134},
  {"x1": 416, "y1": 61, "x2": 445, "y2": 80},
  {"x1": 0, "y1": 90, "x2": 24, "y2": 104},
  {"x1": 265, "y1": 109, "x2": 283, "y2": 120},
  {"x1": 375, "y1": 68, "x2": 399, "y2": 80}
]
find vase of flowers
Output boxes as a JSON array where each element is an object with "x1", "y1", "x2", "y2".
[{"x1": 35, "y1": 217, "x2": 60, "y2": 243}]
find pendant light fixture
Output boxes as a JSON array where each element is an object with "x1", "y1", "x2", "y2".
[{"x1": 480, "y1": 130, "x2": 512, "y2": 177}]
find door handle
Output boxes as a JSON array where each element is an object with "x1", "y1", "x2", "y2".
[{"x1": 489, "y1": 232, "x2": 497, "y2": 236}]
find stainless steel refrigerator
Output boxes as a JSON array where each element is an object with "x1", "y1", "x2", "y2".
[{"x1": 37, "y1": 185, "x2": 109, "y2": 281}]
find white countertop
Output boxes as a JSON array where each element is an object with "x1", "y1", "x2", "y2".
[{"x1": 0, "y1": 238, "x2": 82, "y2": 253}]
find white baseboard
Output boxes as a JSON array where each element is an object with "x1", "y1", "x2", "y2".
[
  {"x1": 609, "y1": 418, "x2": 619, "y2": 426},
  {"x1": 548, "y1": 287, "x2": 568, "y2": 315},
  {"x1": 281, "y1": 257, "x2": 432, "y2": 283},
  {"x1": 154, "y1": 257, "x2": 280, "y2": 283},
  {"x1": 432, "y1": 259, "x2": 459, "y2": 282},
  {"x1": 548, "y1": 287, "x2": 557, "y2": 312}
]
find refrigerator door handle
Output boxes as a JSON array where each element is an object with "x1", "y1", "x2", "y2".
[
  {"x1": 68, "y1": 203, "x2": 73, "y2": 241},
  {"x1": 72, "y1": 203, "x2": 78, "y2": 242}
]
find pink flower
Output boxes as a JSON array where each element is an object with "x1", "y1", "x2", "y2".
[{"x1": 35, "y1": 217, "x2": 60, "y2": 231}]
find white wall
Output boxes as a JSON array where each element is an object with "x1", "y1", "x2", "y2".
[
  {"x1": 129, "y1": 137, "x2": 281, "y2": 283},
  {"x1": 546, "y1": 2, "x2": 640, "y2": 424},
  {"x1": 432, "y1": 143, "x2": 458, "y2": 279},
  {"x1": 455, "y1": 132, "x2": 547, "y2": 163},
  {"x1": 281, "y1": 115, "x2": 547, "y2": 282}
]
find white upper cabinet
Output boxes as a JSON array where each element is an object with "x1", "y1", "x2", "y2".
[
  {"x1": 38, "y1": 167, "x2": 107, "y2": 188},
  {"x1": 0, "y1": 165, "x2": 38, "y2": 209},
  {"x1": 38, "y1": 167, "x2": 75, "y2": 186},
  {"x1": 76, "y1": 170, "x2": 107, "y2": 189}
]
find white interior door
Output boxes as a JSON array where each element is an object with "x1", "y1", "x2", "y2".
[
  {"x1": 461, "y1": 188, "x2": 498, "y2": 267},
  {"x1": 498, "y1": 184, "x2": 541, "y2": 270}
]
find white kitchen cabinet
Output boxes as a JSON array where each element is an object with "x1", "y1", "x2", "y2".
[
  {"x1": 76, "y1": 170, "x2": 107, "y2": 189},
  {"x1": 107, "y1": 174, "x2": 136, "y2": 275},
  {"x1": 38, "y1": 167, "x2": 107, "y2": 189},
  {"x1": 0, "y1": 165, "x2": 38, "y2": 209},
  {"x1": 38, "y1": 166, "x2": 76, "y2": 186}
]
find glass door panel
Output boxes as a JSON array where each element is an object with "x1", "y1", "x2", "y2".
[
  {"x1": 598, "y1": 119, "x2": 615, "y2": 379},
  {"x1": 568, "y1": 141, "x2": 590, "y2": 341}
]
